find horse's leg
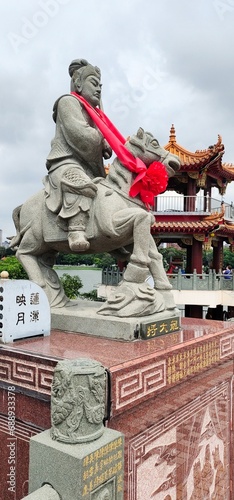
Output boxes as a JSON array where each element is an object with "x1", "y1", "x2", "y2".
[
  {"x1": 148, "y1": 235, "x2": 172, "y2": 289},
  {"x1": 16, "y1": 234, "x2": 47, "y2": 288},
  {"x1": 112, "y1": 208, "x2": 154, "y2": 282},
  {"x1": 16, "y1": 233, "x2": 70, "y2": 308},
  {"x1": 97, "y1": 208, "x2": 165, "y2": 316},
  {"x1": 37, "y1": 252, "x2": 72, "y2": 307},
  {"x1": 148, "y1": 235, "x2": 177, "y2": 310}
]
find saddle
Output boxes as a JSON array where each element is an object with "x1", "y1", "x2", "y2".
[
  {"x1": 43, "y1": 201, "x2": 67, "y2": 242},
  {"x1": 42, "y1": 194, "x2": 95, "y2": 243}
]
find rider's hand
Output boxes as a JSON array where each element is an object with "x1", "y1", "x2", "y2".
[{"x1": 102, "y1": 139, "x2": 112, "y2": 160}]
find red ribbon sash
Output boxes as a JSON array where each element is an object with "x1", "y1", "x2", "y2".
[{"x1": 71, "y1": 92, "x2": 168, "y2": 206}]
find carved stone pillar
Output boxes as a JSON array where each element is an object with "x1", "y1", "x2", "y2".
[
  {"x1": 51, "y1": 358, "x2": 106, "y2": 443},
  {"x1": 28, "y1": 359, "x2": 124, "y2": 499}
]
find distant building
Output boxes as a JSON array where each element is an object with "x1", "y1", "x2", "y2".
[
  {"x1": 0, "y1": 231, "x2": 10, "y2": 248},
  {"x1": 2, "y1": 240, "x2": 10, "y2": 249}
]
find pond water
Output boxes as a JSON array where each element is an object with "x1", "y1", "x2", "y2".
[{"x1": 55, "y1": 268, "x2": 102, "y2": 293}]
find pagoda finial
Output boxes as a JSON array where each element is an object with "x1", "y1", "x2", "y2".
[
  {"x1": 169, "y1": 124, "x2": 176, "y2": 143},
  {"x1": 217, "y1": 134, "x2": 222, "y2": 145}
]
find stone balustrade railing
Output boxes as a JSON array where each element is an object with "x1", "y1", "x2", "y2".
[
  {"x1": 102, "y1": 268, "x2": 234, "y2": 292},
  {"x1": 102, "y1": 267, "x2": 124, "y2": 286},
  {"x1": 167, "y1": 269, "x2": 234, "y2": 291},
  {"x1": 152, "y1": 195, "x2": 234, "y2": 218}
]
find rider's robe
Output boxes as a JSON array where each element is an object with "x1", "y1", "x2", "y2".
[{"x1": 44, "y1": 94, "x2": 106, "y2": 217}]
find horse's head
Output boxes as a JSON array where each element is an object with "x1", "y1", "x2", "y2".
[{"x1": 126, "y1": 127, "x2": 180, "y2": 178}]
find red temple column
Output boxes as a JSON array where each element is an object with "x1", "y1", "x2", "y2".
[
  {"x1": 212, "y1": 240, "x2": 223, "y2": 273},
  {"x1": 191, "y1": 237, "x2": 203, "y2": 274},
  {"x1": 185, "y1": 237, "x2": 203, "y2": 318},
  {"x1": 185, "y1": 177, "x2": 197, "y2": 211}
]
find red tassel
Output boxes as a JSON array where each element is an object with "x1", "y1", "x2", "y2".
[{"x1": 129, "y1": 161, "x2": 168, "y2": 205}]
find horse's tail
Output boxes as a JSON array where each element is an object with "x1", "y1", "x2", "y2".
[{"x1": 8, "y1": 205, "x2": 23, "y2": 248}]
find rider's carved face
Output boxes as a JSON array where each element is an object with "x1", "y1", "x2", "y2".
[{"x1": 79, "y1": 74, "x2": 102, "y2": 107}]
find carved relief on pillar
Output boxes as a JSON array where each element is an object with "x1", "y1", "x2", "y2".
[
  {"x1": 188, "y1": 172, "x2": 199, "y2": 179},
  {"x1": 51, "y1": 358, "x2": 106, "y2": 443},
  {"x1": 193, "y1": 234, "x2": 205, "y2": 242},
  {"x1": 228, "y1": 238, "x2": 234, "y2": 253},
  {"x1": 203, "y1": 237, "x2": 212, "y2": 251},
  {"x1": 128, "y1": 381, "x2": 230, "y2": 500},
  {"x1": 179, "y1": 174, "x2": 188, "y2": 183},
  {"x1": 197, "y1": 170, "x2": 207, "y2": 188},
  {"x1": 154, "y1": 238, "x2": 161, "y2": 246},
  {"x1": 217, "y1": 179, "x2": 227, "y2": 195},
  {"x1": 181, "y1": 238, "x2": 193, "y2": 246}
]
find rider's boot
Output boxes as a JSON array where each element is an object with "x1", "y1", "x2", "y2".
[{"x1": 68, "y1": 212, "x2": 90, "y2": 252}]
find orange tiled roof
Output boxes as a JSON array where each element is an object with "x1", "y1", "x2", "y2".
[
  {"x1": 215, "y1": 220, "x2": 234, "y2": 236},
  {"x1": 203, "y1": 204, "x2": 225, "y2": 221},
  {"x1": 151, "y1": 202, "x2": 234, "y2": 238},
  {"x1": 152, "y1": 219, "x2": 234, "y2": 240},
  {"x1": 213, "y1": 162, "x2": 234, "y2": 181},
  {"x1": 164, "y1": 125, "x2": 225, "y2": 170},
  {"x1": 152, "y1": 207, "x2": 226, "y2": 234},
  {"x1": 151, "y1": 219, "x2": 220, "y2": 234}
]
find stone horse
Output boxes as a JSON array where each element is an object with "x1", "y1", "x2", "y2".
[{"x1": 10, "y1": 128, "x2": 180, "y2": 317}]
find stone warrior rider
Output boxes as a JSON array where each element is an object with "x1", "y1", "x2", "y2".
[{"x1": 44, "y1": 59, "x2": 112, "y2": 251}]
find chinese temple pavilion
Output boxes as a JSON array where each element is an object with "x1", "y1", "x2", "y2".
[{"x1": 152, "y1": 125, "x2": 234, "y2": 318}]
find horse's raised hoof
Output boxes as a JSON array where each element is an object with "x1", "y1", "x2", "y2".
[
  {"x1": 97, "y1": 281, "x2": 165, "y2": 317},
  {"x1": 68, "y1": 232, "x2": 90, "y2": 252}
]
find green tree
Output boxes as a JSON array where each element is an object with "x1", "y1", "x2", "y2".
[
  {"x1": 93, "y1": 253, "x2": 116, "y2": 268},
  {"x1": 223, "y1": 247, "x2": 234, "y2": 269},
  {"x1": 0, "y1": 256, "x2": 28, "y2": 279},
  {"x1": 80, "y1": 289, "x2": 101, "y2": 301},
  {"x1": 60, "y1": 273, "x2": 83, "y2": 299},
  {"x1": 0, "y1": 246, "x2": 15, "y2": 259},
  {"x1": 158, "y1": 247, "x2": 186, "y2": 269},
  {"x1": 55, "y1": 252, "x2": 116, "y2": 268}
]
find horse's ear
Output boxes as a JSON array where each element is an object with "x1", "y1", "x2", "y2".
[{"x1": 136, "y1": 127, "x2": 144, "y2": 139}]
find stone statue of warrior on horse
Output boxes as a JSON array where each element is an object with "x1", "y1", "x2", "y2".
[{"x1": 10, "y1": 59, "x2": 181, "y2": 318}]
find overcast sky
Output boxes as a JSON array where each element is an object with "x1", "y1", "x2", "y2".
[{"x1": 1, "y1": 0, "x2": 234, "y2": 241}]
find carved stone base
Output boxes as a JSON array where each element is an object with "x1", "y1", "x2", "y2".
[
  {"x1": 97, "y1": 281, "x2": 165, "y2": 317},
  {"x1": 29, "y1": 428, "x2": 124, "y2": 499},
  {"x1": 51, "y1": 299, "x2": 181, "y2": 341}
]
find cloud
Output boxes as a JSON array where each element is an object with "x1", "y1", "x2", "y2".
[{"x1": 1, "y1": 0, "x2": 234, "y2": 241}]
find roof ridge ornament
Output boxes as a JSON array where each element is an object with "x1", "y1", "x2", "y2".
[
  {"x1": 217, "y1": 134, "x2": 222, "y2": 145},
  {"x1": 169, "y1": 124, "x2": 176, "y2": 143}
]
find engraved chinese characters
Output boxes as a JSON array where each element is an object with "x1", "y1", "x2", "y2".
[
  {"x1": 51, "y1": 358, "x2": 106, "y2": 443},
  {"x1": 0, "y1": 279, "x2": 50, "y2": 342}
]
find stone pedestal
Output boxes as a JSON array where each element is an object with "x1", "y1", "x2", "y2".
[
  {"x1": 29, "y1": 428, "x2": 124, "y2": 499},
  {"x1": 22, "y1": 484, "x2": 60, "y2": 500},
  {"x1": 0, "y1": 318, "x2": 233, "y2": 499},
  {"x1": 51, "y1": 300, "x2": 180, "y2": 341}
]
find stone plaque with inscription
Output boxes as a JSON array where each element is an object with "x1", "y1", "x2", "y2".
[
  {"x1": 0, "y1": 279, "x2": 50, "y2": 342},
  {"x1": 140, "y1": 315, "x2": 180, "y2": 339}
]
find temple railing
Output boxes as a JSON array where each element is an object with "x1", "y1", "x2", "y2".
[
  {"x1": 102, "y1": 268, "x2": 234, "y2": 291},
  {"x1": 153, "y1": 195, "x2": 234, "y2": 218},
  {"x1": 167, "y1": 269, "x2": 234, "y2": 291},
  {"x1": 102, "y1": 267, "x2": 124, "y2": 286}
]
